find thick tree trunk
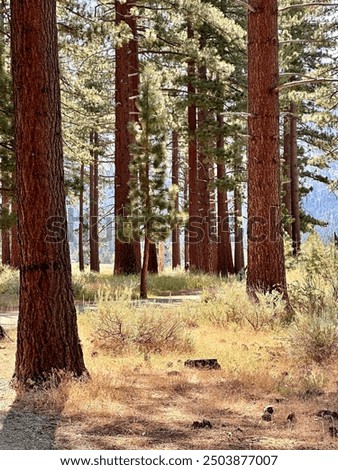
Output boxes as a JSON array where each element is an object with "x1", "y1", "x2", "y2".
[
  {"x1": 290, "y1": 101, "x2": 301, "y2": 256},
  {"x1": 283, "y1": 113, "x2": 292, "y2": 239},
  {"x1": 1, "y1": 191, "x2": 10, "y2": 265},
  {"x1": 10, "y1": 0, "x2": 87, "y2": 385},
  {"x1": 247, "y1": 0, "x2": 288, "y2": 297},
  {"x1": 187, "y1": 22, "x2": 199, "y2": 271},
  {"x1": 217, "y1": 114, "x2": 234, "y2": 276},
  {"x1": 89, "y1": 130, "x2": 100, "y2": 272},
  {"x1": 114, "y1": 0, "x2": 139, "y2": 275},
  {"x1": 78, "y1": 161, "x2": 84, "y2": 271},
  {"x1": 172, "y1": 130, "x2": 181, "y2": 269}
]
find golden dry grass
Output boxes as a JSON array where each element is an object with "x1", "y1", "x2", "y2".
[{"x1": 2, "y1": 293, "x2": 338, "y2": 450}]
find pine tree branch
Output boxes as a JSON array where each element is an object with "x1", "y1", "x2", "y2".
[
  {"x1": 279, "y1": 2, "x2": 338, "y2": 12},
  {"x1": 276, "y1": 78, "x2": 338, "y2": 91},
  {"x1": 234, "y1": 0, "x2": 256, "y2": 12}
]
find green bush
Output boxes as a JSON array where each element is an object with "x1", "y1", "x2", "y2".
[{"x1": 286, "y1": 310, "x2": 338, "y2": 364}]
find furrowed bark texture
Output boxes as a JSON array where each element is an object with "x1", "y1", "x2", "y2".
[
  {"x1": 247, "y1": 0, "x2": 288, "y2": 295},
  {"x1": 10, "y1": 0, "x2": 86, "y2": 384}
]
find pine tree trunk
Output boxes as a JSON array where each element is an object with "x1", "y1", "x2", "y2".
[
  {"x1": 216, "y1": 114, "x2": 234, "y2": 276},
  {"x1": 89, "y1": 130, "x2": 100, "y2": 272},
  {"x1": 172, "y1": 130, "x2": 181, "y2": 269},
  {"x1": 247, "y1": 0, "x2": 288, "y2": 297},
  {"x1": 114, "y1": 0, "x2": 139, "y2": 275},
  {"x1": 78, "y1": 161, "x2": 84, "y2": 271},
  {"x1": 184, "y1": 167, "x2": 189, "y2": 268},
  {"x1": 1, "y1": 191, "x2": 10, "y2": 265},
  {"x1": 197, "y1": 52, "x2": 213, "y2": 273},
  {"x1": 187, "y1": 22, "x2": 199, "y2": 271},
  {"x1": 10, "y1": 0, "x2": 87, "y2": 385},
  {"x1": 283, "y1": 113, "x2": 292, "y2": 239},
  {"x1": 140, "y1": 236, "x2": 150, "y2": 299},
  {"x1": 234, "y1": 186, "x2": 244, "y2": 275},
  {"x1": 290, "y1": 101, "x2": 301, "y2": 256},
  {"x1": 148, "y1": 242, "x2": 158, "y2": 274},
  {"x1": 10, "y1": 177, "x2": 20, "y2": 269}
]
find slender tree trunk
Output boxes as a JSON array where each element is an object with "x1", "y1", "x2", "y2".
[
  {"x1": 290, "y1": 101, "x2": 301, "y2": 256},
  {"x1": 148, "y1": 242, "x2": 158, "y2": 273},
  {"x1": 184, "y1": 166, "x2": 189, "y2": 268},
  {"x1": 172, "y1": 130, "x2": 181, "y2": 269},
  {"x1": 10, "y1": 0, "x2": 86, "y2": 385},
  {"x1": 247, "y1": 0, "x2": 288, "y2": 297},
  {"x1": 114, "y1": 0, "x2": 139, "y2": 275},
  {"x1": 217, "y1": 114, "x2": 234, "y2": 276},
  {"x1": 78, "y1": 161, "x2": 84, "y2": 271},
  {"x1": 89, "y1": 130, "x2": 100, "y2": 272},
  {"x1": 283, "y1": 113, "x2": 292, "y2": 239},
  {"x1": 234, "y1": 186, "x2": 244, "y2": 275},
  {"x1": 197, "y1": 49, "x2": 213, "y2": 273},
  {"x1": 10, "y1": 175, "x2": 20, "y2": 269},
  {"x1": 187, "y1": 22, "x2": 199, "y2": 270},
  {"x1": 1, "y1": 191, "x2": 10, "y2": 265},
  {"x1": 140, "y1": 236, "x2": 150, "y2": 299}
]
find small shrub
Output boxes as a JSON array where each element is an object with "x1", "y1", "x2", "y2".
[
  {"x1": 286, "y1": 310, "x2": 338, "y2": 364},
  {"x1": 91, "y1": 300, "x2": 194, "y2": 355},
  {"x1": 0, "y1": 265, "x2": 19, "y2": 296},
  {"x1": 200, "y1": 285, "x2": 284, "y2": 331}
]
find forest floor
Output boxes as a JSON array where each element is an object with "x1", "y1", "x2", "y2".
[{"x1": 1, "y1": 291, "x2": 338, "y2": 451}]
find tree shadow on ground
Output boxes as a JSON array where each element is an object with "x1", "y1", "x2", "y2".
[{"x1": 0, "y1": 389, "x2": 66, "y2": 450}]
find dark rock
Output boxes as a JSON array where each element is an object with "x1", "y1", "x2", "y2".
[
  {"x1": 264, "y1": 406, "x2": 274, "y2": 415},
  {"x1": 184, "y1": 359, "x2": 221, "y2": 370},
  {"x1": 287, "y1": 412, "x2": 296, "y2": 423}
]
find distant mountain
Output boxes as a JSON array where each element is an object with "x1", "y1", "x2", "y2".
[{"x1": 302, "y1": 162, "x2": 338, "y2": 242}]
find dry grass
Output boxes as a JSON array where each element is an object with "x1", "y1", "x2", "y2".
[{"x1": 2, "y1": 293, "x2": 338, "y2": 450}]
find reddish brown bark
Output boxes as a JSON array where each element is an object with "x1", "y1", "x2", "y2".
[
  {"x1": 234, "y1": 186, "x2": 245, "y2": 275},
  {"x1": 1, "y1": 190, "x2": 10, "y2": 265},
  {"x1": 171, "y1": 130, "x2": 181, "y2": 269},
  {"x1": 247, "y1": 0, "x2": 288, "y2": 296},
  {"x1": 10, "y1": 0, "x2": 87, "y2": 384},
  {"x1": 78, "y1": 161, "x2": 84, "y2": 271},
  {"x1": 114, "y1": 0, "x2": 139, "y2": 275},
  {"x1": 187, "y1": 22, "x2": 199, "y2": 270},
  {"x1": 283, "y1": 113, "x2": 292, "y2": 239},
  {"x1": 89, "y1": 130, "x2": 100, "y2": 272},
  {"x1": 216, "y1": 114, "x2": 234, "y2": 276},
  {"x1": 148, "y1": 242, "x2": 158, "y2": 274},
  {"x1": 290, "y1": 101, "x2": 301, "y2": 256}
]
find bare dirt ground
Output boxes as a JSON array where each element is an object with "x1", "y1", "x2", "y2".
[{"x1": 1, "y1": 304, "x2": 338, "y2": 451}]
